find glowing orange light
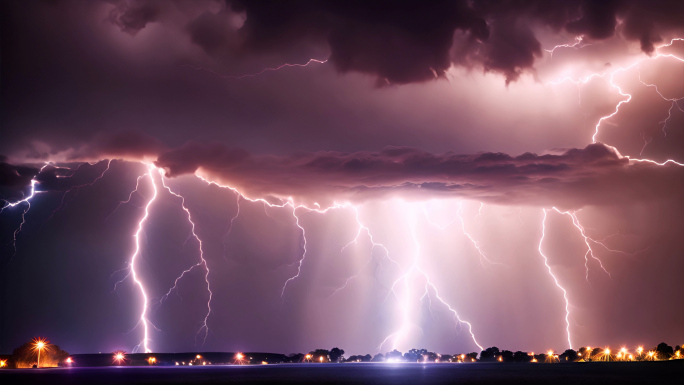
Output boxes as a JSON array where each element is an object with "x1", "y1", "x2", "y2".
[
  {"x1": 637, "y1": 347, "x2": 643, "y2": 354},
  {"x1": 605, "y1": 349, "x2": 610, "y2": 354},
  {"x1": 148, "y1": 357, "x2": 156, "y2": 364},
  {"x1": 498, "y1": 356, "x2": 502, "y2": 362},
  {"x1": 629, "y1": 355, "x2": 634, "y2": 360},
  {"x1": 66, "y1": 357, "x2": 73, "y2": 364},
  {"x1": 319, "y1": 356, "x2": 324, "y2": 363},
  {"x1": 0, "y1": 360, "x2": 7, "y2": 368},
  {"x1": 236, "y1": 353, "x2": 244, "y2": 360},
  {"x1": 196, "y1": 355, "x2": 202, "y2": 359},
  {"x1": 32, "y1": 337, "x2": 50, "y2": 368},
  {"x1": 113, "y1": 351, "x2": 126, "y2": 365},
  {"x1": 547, "y1": 350, "x2": 554, "y2": 356}
]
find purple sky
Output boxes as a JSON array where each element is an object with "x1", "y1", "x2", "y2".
[{"x1": 1, "y1": 0, "x2": 683, "y2": 356}]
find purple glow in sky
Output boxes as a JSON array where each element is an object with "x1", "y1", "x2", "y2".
[{"x1": 1, "y1": 0, "x2": 683, "y2": 356}]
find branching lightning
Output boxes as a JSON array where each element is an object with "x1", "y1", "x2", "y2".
[
  {"x1": 378, "y1": 208, "x2": 483, "y2": 353},
  {"x1": 546, "y1": 37, "x2": 684, "y2": 165},
  {"x1": 280, "y1": 204, "x2": 308, "y2": 298},
  {"x1": 44, "y1": 160, "x2": 112, "y2": 222},
  {"x1": 127, "y1": 163, "x2": 159, "y2": 353},
  {"x1": 3, "y1": 35, "x2": 682, "y2": 357},
  {"x1": 158, "y1": 175, "x2": 214, "y2": 345},
  {"x1": 551, "y1": 208, "x2": 611, "y2": 281},
  {"x1": 1, "y1": 164, "x2": 47, "y2": 256}
]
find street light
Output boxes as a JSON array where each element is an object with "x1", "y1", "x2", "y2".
[
  {"x1": 113, "y1": 351, "x2": 126, "y2": 365},
  {"x1": 32, "y1": 338, "x2": 49, "y2": 368}
]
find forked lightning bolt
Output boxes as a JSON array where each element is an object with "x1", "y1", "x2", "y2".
[
  {"x1": 538, "y1": 209, "x2": 573, "y2": 349},
  {"x1": 159, "y1": 175, "x2": 214, "y2": 345},
  {"x1": 546, "y1": 37, "x2": 684, "y2": 165},
  {"x1": 379, "y1": 207, "x2": 483, "y2": 353}
]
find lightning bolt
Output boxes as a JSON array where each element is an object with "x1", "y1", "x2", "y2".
[
  {"x1": 106, "y1": 171, "x2": 149, "y2": 219},
  {"x1": 421, "y1": 201, "x2": 501, "y2": 267},
  {"x1": 188, "y1": 175, "x2": 481, "y2": 352},
  {"x1": 44, "y1": 160, "x2": 112, "y2": 222},
  {"x1": 2, "y1": 181, "x2": 38, "y2": 255},
  {"x1": 182, "y1": 58, "x2": 328, "y2": 80},
  {"x1": 545, "y1": 35, "x2": 587, "y2": 57},
  {"x1": 551, "y1": 207, "x2": 650, "y2": 282},
  {"x1": 456, "y1": 202, "x2": 501, "y2": 267},
  {"x1": 538, "y1": 209, "x2": 573, "y2": 349},
  {"x1": 547, "y1": 37, "x2": 684, "y2": 166},
  {"x1": 127, "y1": 163, "x2": 159, "y2": 353},
  {"x1": 379, "y1": 205, "x2": 483, "y2": 353},
  {"x1": 158, "y1": 175, "x2": 214, "y2": 345},
  {"x1": 190, "y1": 173, "x2": 336, "y2": 300},
  {"x1": 637, "y1": 70, "x2": 684, "y2": 137},
  {"x1": 330, "y1": 205, "x2": 394, "y2": 298},
  {"x1": 551, "y1": 208, "x2": 611, "y2": 280},
  {"x1": 280, "y1": 204, "x2": 308, "y2": 298}
]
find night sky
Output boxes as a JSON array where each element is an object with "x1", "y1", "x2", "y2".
[{"x1": 1, "y1": 0, "x2": 683, "y2": 356}]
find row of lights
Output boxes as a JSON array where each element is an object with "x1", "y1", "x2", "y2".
[{"x1": 4, "y1": 337, "x2": 680, "y2": 368}]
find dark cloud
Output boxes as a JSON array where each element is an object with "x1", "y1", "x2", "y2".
[
  {"x1": 101, "y1": 0, "x2": 684, "y2": 84},
  {"x1": 71, "y1": 131, "x2": 168, "y2": 162},
  {"x1": 153, "y1": 141, "x2": 683, "y2": 209},
  {"x1": 0, "y1": 163, "x2": 39, "y2": 203}
]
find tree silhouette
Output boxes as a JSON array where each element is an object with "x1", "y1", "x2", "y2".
[
  {"x1": 480, "y1": 347, "x2": 500, "y2": 362},
  {"x1": 513, "y1": 351, "x2": 531, "y2": 362},
  {"x1": 385, "y1": 349, "x2": 403, "y2": 361},
  {"x1": 288, "y1": 353, "x2": 305, "y2": 363},
  {"x1": 655, "y1": 342, "x2": 673, "y2": 360},
  {"x1": 11, "y1": 341, "x2": 69, "y2": 368},
  {"x1": 310, "y1": 349, "x2": 330, "y2": 362},
  {"x1": 559, "y1": 349, "x2": 578, "y2": 362},
  {"x1": 329, "y1": 347, "x2": 345, "y2": 363}
]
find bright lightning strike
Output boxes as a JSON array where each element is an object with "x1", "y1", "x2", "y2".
[
  {"x1": 127, "y1": 163, "x2": 159, "y2": 353},
  {"x1": 547, "y1": 37, "x2": 684, "y2": 166},
  {"x1": 538, "y1": 209, "x2": 573, "y2": 349},
  {"x1": 280, "y1": 204, "x2": 308, "y2": 298},
  {"x1": 379, "y1": 206, "x2": 483, "y2": 353}
]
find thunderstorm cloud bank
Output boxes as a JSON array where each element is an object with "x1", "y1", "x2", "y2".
[{"x1": 2, "y1": 0, "x2": 684, "y2": 356}]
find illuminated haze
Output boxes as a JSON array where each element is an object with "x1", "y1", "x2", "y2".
[{"x1": 1, "y1": 0, "x2": 683, "y2": 356}]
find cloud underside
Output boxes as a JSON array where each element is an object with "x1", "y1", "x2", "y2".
[
  {"x1": 2, "y1": 138, "x2": 682, "y2": 210},
  {"x1": 152, "y1": 141, "x2": 683, "y2": 209}
]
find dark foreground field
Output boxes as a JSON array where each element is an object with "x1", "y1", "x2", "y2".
[{"x1": 1, "y1": 361, "x2": 682, "y2": 385}]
